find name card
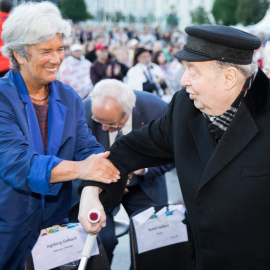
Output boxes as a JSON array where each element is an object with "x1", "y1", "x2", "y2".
[
  {"x1": 133, "y1": 205, "x2": 188, "y2": 254},
  {"x1": 32, "y1": 223, "x2": 99, "y2": 270}
]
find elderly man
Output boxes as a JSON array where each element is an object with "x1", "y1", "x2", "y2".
[
  {"x1": 58, "y1": 43, "x2": 93, "y2": 99},
  {"x1": 77, "y1": 79, "x2": 174, "y2": 264},
  {"x1": 78, "y1": 25, "x2": 270, "y2": 269},
  {"x1": 0, "y1": 2, "x2": 119, "y2": 269}
]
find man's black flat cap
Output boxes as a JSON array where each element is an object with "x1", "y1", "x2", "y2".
[{"x1": 173, "y1": 25, "x2": 261, "y2": 65}]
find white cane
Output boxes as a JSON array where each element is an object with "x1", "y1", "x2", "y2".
[{"x1": 78, "y1": 208, "x2": 101, "y2": 270}]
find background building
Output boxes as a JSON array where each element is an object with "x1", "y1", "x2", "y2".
[
  {"x1": 85, "y1": 0, "x2": 214, "y2": 29},
  {"x1": 9, "y1": 0, "x2": 57, "y2": 7}
]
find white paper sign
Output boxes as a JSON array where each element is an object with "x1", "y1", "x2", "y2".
[
  {"x1": 32, "y1": 223, "x2": 99, "y2": 270},
  {"x1": 133, "y1": 205, "x2": 188, "y2": 254}
]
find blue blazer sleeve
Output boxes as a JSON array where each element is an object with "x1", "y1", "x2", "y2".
[
  {"x1": 144, "y1": 163, "x2": 175, "y2": 181},
  {"x1": 0, "y1": 92, "x2": 63, "y2": 195},
  {"x1": 73, "y1": 96, "x2": 105, "y2": 161}
]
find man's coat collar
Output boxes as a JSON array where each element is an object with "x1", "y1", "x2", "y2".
[{"x1": 188, "y1": 68, "x2": 269, "y2": 194}]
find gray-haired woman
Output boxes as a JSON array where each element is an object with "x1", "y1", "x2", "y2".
[{"x1": 0, "y1": 2, "x2": 119, "y2": 269}]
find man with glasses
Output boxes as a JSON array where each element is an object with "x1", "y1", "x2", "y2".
[{"x1": 74, "y1": 79, "x2": 174, "y2": 264}]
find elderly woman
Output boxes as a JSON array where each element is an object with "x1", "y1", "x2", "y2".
[{"x1": 0, "y1": 2, "x2": 119, "y2": 269}]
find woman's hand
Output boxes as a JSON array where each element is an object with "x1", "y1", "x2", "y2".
[
  {"x1": 50, "y1": 151, "x2": 120, "y2": 184},
  {"x1": 77, "y1": 151, "x2": 120, "y2": 184}
]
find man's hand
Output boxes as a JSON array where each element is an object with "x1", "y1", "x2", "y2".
[
  {"x1": 133, "y1": 168, "x2": 146, "y2": 175},
  {"x1": 77, "y1": 151, "x2": 120, "y2": 184},
  {"x1": 78, "y1": 186, "x2": 106, "y2": 234}
]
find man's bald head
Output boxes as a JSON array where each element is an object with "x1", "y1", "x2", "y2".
[{"x1": 91, "y1": 79, "x2": 136, "y2": 132}]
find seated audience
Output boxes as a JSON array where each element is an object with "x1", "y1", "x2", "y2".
[
  {"x1": 114, "y1": 27, "x2": 129, "y2": 44},
  {"x1": 126, "y1": 47, "x2": 165, "y2": 97},
  {"x1": 85, "y1": 33, "x2": 105, "y2": 63},
  {"x1": 152, "y1": 50, "x2": 174, "y2": 82},
  {"x1": 90, "y1": 43, "x2": 123, "y2": 85},
  {"x1": 58, "y1": 44, "x2": 93, "y2": 99},
  {"x1": 127, "y1": 39, "x2": 139, "y2": 66},
  {"x1": 152, "y1": 41, "x2": 163, "y2": 55}
]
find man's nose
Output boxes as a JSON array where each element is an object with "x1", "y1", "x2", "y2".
[
  {"x1": 102, "y1": 125, "x2": 110, "y2": 131},
  {"x1": 180, "y1": 69, "x2": 190, "y2": 88}
]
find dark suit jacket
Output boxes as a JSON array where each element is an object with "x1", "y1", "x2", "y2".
[
  {"x1": 82, "y1": 90, "x2": 174, "y2": 205},
  {"x1": 80, "y1": 69, "x2": 270, "y2": 270}
]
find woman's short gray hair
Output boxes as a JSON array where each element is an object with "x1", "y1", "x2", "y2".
[
  {"x1": 1, "y1": 1, "x2": 71, "y2": 70},
  {"x1": 91, "y1": 79, "x2": 136, "y2": 116},
  {"x1": 215, "y1": 61, "x2": 258, "y2": 79}
]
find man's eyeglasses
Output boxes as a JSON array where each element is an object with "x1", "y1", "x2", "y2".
[{"x1": 91, "y1": 115, "x2": 120, "y2": 129}]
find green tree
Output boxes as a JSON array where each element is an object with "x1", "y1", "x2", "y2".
[
  {"x1": 139, "y1": 16, "x2": 147, "y2": 24},
  {"x1": 58, "y1": 0, "x2": 92, "y2": 22},
  {"x1": 190, "y1": 6, "x2": 211, "y2": 25},
  {"x1": 235, "y1": 0, "x2": 269, "y2": 26},
  {"x1": 167, "y1": 13, "x2": 179, "y2": 27},
  {"x1": 127, "y1": 14, "x2": 136, "y2": 23},
  {"x1": 96, "y1": 9, "x2": 106, "y2": 22},
  {"x1": 111, "y1": 11, "x2": 126, "y2": 23},
  {"x1": 147, "y1": 13, "x2": 156, "y2": 23},
  {"x1": 166, "y1": 5, "x2": 179, "y2": 28},
  {"x1": 106, "y1": 12, "x2": 112, "y2": 21},
  {"x1": 212, "y1": 0, "x2": 238, "y2": 25}
]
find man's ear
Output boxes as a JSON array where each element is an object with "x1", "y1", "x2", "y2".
[
  {"x1": 224, "y1": 67, "x2": 238, "y2": 91},
  {"x1": 13, "y1": 50, "x2": 25, "y2": 65}
]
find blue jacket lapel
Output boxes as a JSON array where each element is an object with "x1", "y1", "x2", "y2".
[
  {"x1": 46, "y1": 82, "x2": 67, "y2": 156},
  {"x1": 11, "y1": 71, "x2": 67, "y2": 156},
  {"x1": 11, "y1": 71, "x2": 44, "y2": 155}
]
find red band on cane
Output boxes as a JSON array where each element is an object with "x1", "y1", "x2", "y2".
[
  {"x1": 88, "y1": 208, "x2": 101, "y2": 224},
  {"x1": 89, "y1": 212, "x2": 99, "y2": 221}
]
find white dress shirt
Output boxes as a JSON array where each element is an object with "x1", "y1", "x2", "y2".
[
  {"x1": 108, "y1": 112, "x2": 148, "y2": 175},
  {"x1": 140, "y1": 63, "x2": 164, "y2": 97}
]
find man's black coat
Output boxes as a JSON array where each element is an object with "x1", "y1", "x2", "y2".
[{"x1": 80, "y1": 69, "x2": 270, "y2": 269}]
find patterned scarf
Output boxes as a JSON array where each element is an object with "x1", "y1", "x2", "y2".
[{"x1": 203, "y1": 76, "x2": 254, "y2": 141}]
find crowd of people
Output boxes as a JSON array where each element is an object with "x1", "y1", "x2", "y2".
[
  {"x1": 57, "y1": 22, "x2": 188, "y2": 102},
  {"x1": 51, "y1": 21, "x2": 270, "y2": 101}
]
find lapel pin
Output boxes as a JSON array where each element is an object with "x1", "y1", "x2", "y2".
[{"x1": 142, "y1": 122, "x2": 144, "y2": 126}]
